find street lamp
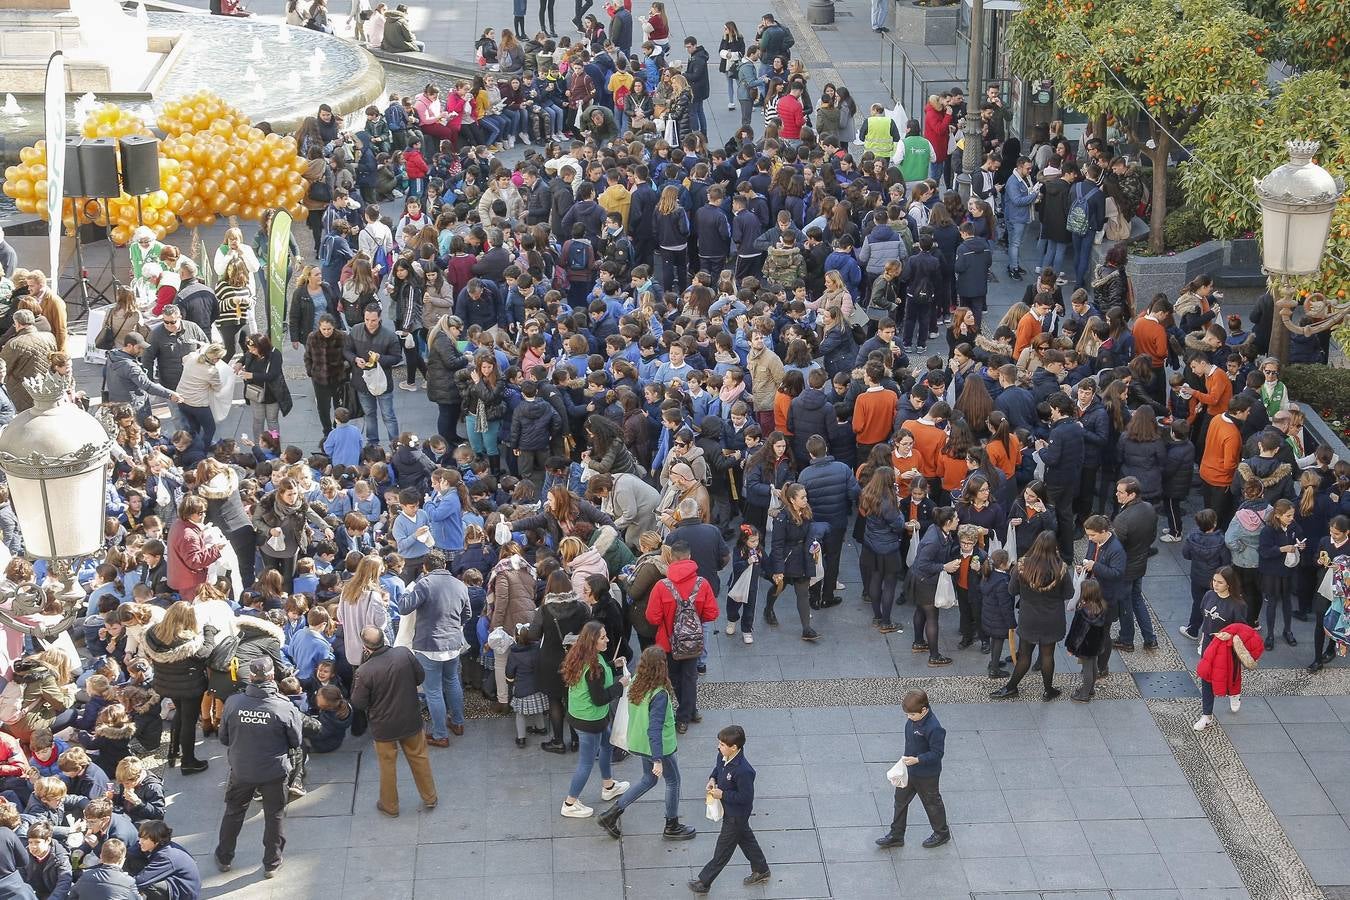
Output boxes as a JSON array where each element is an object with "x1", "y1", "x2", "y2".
[
  {"x1": 1254, "y1": 140, "x2": 1346, "y2": 364},
  {"x1": 0, "y1": 372, "x2": 113, "y2": 639}
]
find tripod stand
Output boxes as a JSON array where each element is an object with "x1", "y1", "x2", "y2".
[{"x1": 62, "y1": 198, "x2": 116, "y2": 325}]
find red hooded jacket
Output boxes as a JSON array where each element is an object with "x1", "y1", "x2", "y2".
[
  {"x1": 645, "y1": 558, "x2": 719, "y2": 653},
  {"x1": 924, "y1": 103, "x2": 952, "y2": 163},
  {"x1": 1196, "y1": 623, "x2": 1264, "y2": 696}
]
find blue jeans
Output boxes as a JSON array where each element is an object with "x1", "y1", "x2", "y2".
[
  {"x1": 691, "y1": 100, "x2": 707, "y2": 136},
  {"x1": 356, "y1": 384, "x2": 399, "y2": 444},
  {"x1": 725, "y1": 74, "x2": 736, "y2": 105},
  {"x1": 1116, "y1": 579, "x2": 1156, "y2": 645},
  {"x1": 1038, "y1": 238, "x2": 1067, "y2": 274},
  {"x1": 1006, "y1": 221, "x2": 1027, "y2": 271},
  {"x1": 540, "y1": 103, "x2": 564, "y2": 135},
  {"x1": 465, "y1": 415, "x2": 500, "y2": 458},
  {"x1": 615, "y1": 753, "x2": 681, "y2": 818},
  {"x1": 415, "y1": 652, "x2": 465, "y2": 739},
  {"x1": 180, "y1": 403, "x2": 216, "y2": 448},
  {"x1": 568, "y1": 726, "x2": 614, "y2": 799},
  {"x1": 1071, "y1": 233, "x2": 1095, "y2": 287},
  {"x1": 479, "y1": 115, "x2": 504, "y2": 146},
  {"x1": 502, "y1": 108, "x2": 526, "y2": 137}
]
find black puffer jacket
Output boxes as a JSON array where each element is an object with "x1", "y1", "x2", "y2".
[
  {"x1": 786, "y1": 389, "x2": 832, "y2": 468},
  {"x1": 1112, "y1": 498, "x2": 1158, "y2": 579},
  {"x1": 425, "y1": 328, "x2": 467, "y2": 406},
  {"x1": 459, "y1": 373, "x2": 508, "y2": 422},
  {"x1": 208, "y1": 616, "x2": 293, "y2": 697},
  {"x1": 143, "y1": 624, "x2": 218, "y2": 698}
]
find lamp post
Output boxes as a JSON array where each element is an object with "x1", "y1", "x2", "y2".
[
  {"x1": 0, "y1": 372, "x2": 113, "y2": 640},
  {"x1": 1254, "y1": 140, "x2": 1346, "y2": 366}
]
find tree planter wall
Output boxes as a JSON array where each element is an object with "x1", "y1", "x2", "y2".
[
  {"x1": 1093, "y1": 238, "x2": 1225, "y2": 309},
  {"x1": 1216, "y1": 237, "x2": 1264, "y2": 288},
  {"x1": 1298, "y1": 403, "x2": 1350, "y2": 462},
  {"x1": 894, "y1": 1, "x2": 958, "y2": 46}
]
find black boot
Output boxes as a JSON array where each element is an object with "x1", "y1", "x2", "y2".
[
  {"x1": 663, "y1": 817, "x2": 696, "y2": 840},
  {"x1": 597, "y1": 805, "x2": 623, "y2": 839}
]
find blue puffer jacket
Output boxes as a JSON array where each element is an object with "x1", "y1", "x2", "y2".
[
  {"x1": 1182, "y1": 530, "x2": 1231, "y2": 586},
  {"x1": 787, "y1": 390, "x2": 832, "y2": 468},
  {"x1": 979, "y1": 569, "x2": 1016, "y2": 633},
  {"x1": 863, "y1": 499, "x2": 908, "y2": 555},
  {"x1": 1118, "y1": 436, "x2": 1167, "y2": 502},
  {"x1": 819, "y1": 325, "x2": 857, "y2": 379},
  {"x1": 797, "y1": 456, "x2": 860, "y2": 527}
]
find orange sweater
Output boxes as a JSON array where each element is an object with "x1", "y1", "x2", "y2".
[
  {"x1": 908, "y1": 419, "x2": 948, "y2": 479},
  {"x1": 892, "y1": 449, "x2": 920, "y2": 497},
  {"x1": 1013, "y1": 312, "x2": 1042, "y2": 359},
  {"x1": 984, "y1": 433, "x2": 1023, "y2": 479},
  {"x1": 939, "y1": 452, "x2": 968, "y2": 492},
  {"x1": 1199, "y1": 414, "x2": 1241, "y2": 487},
  {"x1": 775, "y1": 391, "x2": 792, "y2": 435},
  {"x1": 1133, "y1": 316, "x2": 1168, "y2": 368},
  {"x1": 853, "y1": 389, "x2": 898, "y2": 445},
  {"x1": 1191, "y1": 366, "x2": 1232, "y2": 418}
]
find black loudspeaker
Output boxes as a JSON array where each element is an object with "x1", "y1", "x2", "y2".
[
  {"x1": 77, "y1": 139, "x2": 120, "y2": 198},
  {"x1": 119, "y1": 135, "x2": 161, "y2": 196},
  {"x1": 63, "y1": 138, "x2": 86, "y2": 197}
]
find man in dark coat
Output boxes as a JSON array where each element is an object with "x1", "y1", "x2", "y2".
[
  {"x1": 785, "y1": 371, "x2": 833, "y2": 468},
  {"x1": 105, "y1": 334, "x2": 181, "y2": 423},
  {"x1": 523, "y1": 167, "x2": 551, "y2": 226},
  {"x1": 1081, "y1": 515, "x2": 1129, "y2": 681},
  {"x1": 683, "y1": 37, "x2": 712, "y2": 135},
  {"x1": 351, "y1": 626, "x2": 439, "y2": 816},
  {"x1": 664, "y1": 499, "x2": 731, "y2": 596},
  {"x1": 1035, "y1": 393, "x2": 1084, "y2": 562},
  {"x1": 609, "y1": 3, "x2": 633, "y2": 55},
  {"x1": 627, "y1": 165, "x2": 659, "y2": 266},
  {"x1": 952, "y1": 222, "x2": 992, "y2": 323},
  {"x1": 1111, "y1": 477, "x2": 1158, "y2": 652},
  {"x1": 797, "y1": 435, "x2": 860, "y2": 609},
  {"x1": 343, "y1": 306, "x2": 404, "y2": 445},
  {"x1": 172, "y1": 260, "x2": 218, "y2": 335},
  {"x1": 214, "y1": 658, "x2": 303, "y2": 877},
  {"x1": 141, "y1": 306, "x2": 208, "y2": 393},
  {"x1": 548, "y1": 163, "x2": 579, "y2": 238}
]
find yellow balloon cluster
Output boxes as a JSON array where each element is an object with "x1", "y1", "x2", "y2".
[{"x1": 2, "y1": 92, "x2": 311, "y2": 247}]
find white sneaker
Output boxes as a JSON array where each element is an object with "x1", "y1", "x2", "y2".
[
  {"x1": 726, "y1": 622, "x2": 736, "y2": 636},
  {"x1": 506, "y1": 135, "x2": 516, "y2": 149},
  {"x1": 600, "y1": 781, "x2": 629, "y2": 801},
  {"x1": 561, "y1": 800, "x2": 593, "y2": 818},
  {"x1": 1160, "y1": 532, "x2": 1181, "y2": 543},
  {"x1": 1230, "y1": 695, "x2": 1241, "y2": 713},
  {"x1": 398, "y1": 381, "x2": 418, "y2": 391},
  {"x1": 836, "y1": 581, "x2": 845, "y2": 591},
  {"x1": 519, "y1": 133, "x2": 532, "y2": 145},
  {"x1": 728, "y1": 103, "x2": 735, "y2": 110},
  {"x1": 743, "y1": 631, "x2": 753, "y2": 644},
  {"x1": 1193, "y1": 715, "x2": 1213, "y2": 732}
]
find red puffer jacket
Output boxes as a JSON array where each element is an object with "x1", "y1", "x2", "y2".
[{"x1": 1196, "y1": 623, "x2": 1264, "y2": 696}]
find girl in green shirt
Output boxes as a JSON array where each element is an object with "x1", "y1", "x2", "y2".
[
  {"x1": 560, "y1": 621, "x2": 630, "y2": 819},
  {"x1": 597, "y1": 646, "x2": 697, "y2": 841}
]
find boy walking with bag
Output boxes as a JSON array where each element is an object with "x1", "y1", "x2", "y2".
[
  {"x1": 689, "y1": 725, "x2": 770, "y2": 894},
  {"x1": 875, "y1": 689, "x2": 950, "y2": 850}
]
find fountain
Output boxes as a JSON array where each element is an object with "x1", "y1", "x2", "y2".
[
  {"x1": 247, "y1": 37, "x2": 264, "y2": 61},
  {"x1": 244, "y1": 65, "x2": 259, "y2": 83},
  {"x1": 308, "y1": 47, "x2": 326, "y2": 79},
  {"x1": 285, "y1": 71, "x2": 302, "y2": 92},
  {"x1": 278, "y1": 22, "x2": 291, "y2": 43},
  {"x1": 2, "y1": 95, "x2": 21, "y2": 116}
]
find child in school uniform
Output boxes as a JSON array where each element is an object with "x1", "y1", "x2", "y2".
[
  {"x1": 505, "y1": 627, "x2": 548, "y2": 748},
  {"x1": 725, "y1": 525, "x2": 762, "y2": 644},
  {"x1": 688, "y1": 725, "x2": 771, "y2": 894},
  {"x1": 1066, "y1": 580, "x2": 1109, "y2": 702},
  {"x1": 875, "y1": 689, "x2": 950, "y2": 851},
  {"x1": 979, "y1": 549, "x2": 1015, "y2": 679}
]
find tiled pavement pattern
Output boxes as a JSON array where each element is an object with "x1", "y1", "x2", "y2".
[{"x1": 54, "y1": 3, "x2": 1316, "y2": 895}]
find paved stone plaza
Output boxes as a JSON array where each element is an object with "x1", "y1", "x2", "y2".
[{"x1": 44, "y1": 2, "x2": 1345, "y2": 898}]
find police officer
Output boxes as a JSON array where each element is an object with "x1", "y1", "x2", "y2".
[{"x1": 213, "y1": 657, "x2": 302, "y2": 879}]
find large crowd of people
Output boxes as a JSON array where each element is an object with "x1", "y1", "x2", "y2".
[{"x1": 0, "y1": 2, "x2": 1349, "y2": 895}]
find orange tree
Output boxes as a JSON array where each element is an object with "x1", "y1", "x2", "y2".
[
  {"x1": 1182, "y1": 71, "x2": 1350, "y2": 303},
  {"x1": 1010, "y1": 0, "x2": 1268, "y2": 254},
  {"x1": 1242, "y1": 0, "x2": 1350, "y2": 80}
]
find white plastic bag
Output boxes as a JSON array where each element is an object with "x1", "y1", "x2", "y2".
[
  {"x1": 394, "y1": 608, "x2": 417, "y2": 647},
  {"x1": 610, "y1": 698, "x2": 631, "y2": 752},
  {"x1": 886, "y1": 758, "x2": 910, "y2": 789},
  {"x1": 1066, "y1": 570, "x2": 1085, "y2": 616},
  {"x1": 705, "y1": 795, "x2": 724, "y2": 822},
  {"x1": 934, "y1": 571, "x2": 957, "y2": 610},
  {"x1": 905, "y1": 531, "x2": 918, "y2": 567},
  {"x1": 266, "y1": 532, "x2": 286, "y2": 553},
  {"x1": 1032, "y1": 449, "x2": 1046, "y2": 482},
  {"x1": 1004, "y1": 522, "x2": 1018, "y2": 561},
  {"x1": 486, "y1": 626, "x2": 514, "y2": 655},
  {"x1": 1284, "y1": 549, "x2": 1300, "y2": 568},
  {"x1": 1319, "y1": 566, "x2": 1336, "y2": 601},
  {"x1": 727, "y1": 565, "x2": 753, "y2": 607},
  {"x1": 810, "y1": 553, "x2": 825, "y2": 588},
  {"x1": 494, "y1": 520, "x2": 513, "y2": 546},
  {"x1": 363, "y1": 364, "x2": 389, "y2": 396}
]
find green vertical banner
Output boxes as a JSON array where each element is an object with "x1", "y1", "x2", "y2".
[{"x1": 266, "y1": 209, "x2": 293, "y2": 343}]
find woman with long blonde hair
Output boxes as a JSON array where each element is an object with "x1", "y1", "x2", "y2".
[
  {"x1": 338, "y1": 555, "x2": 389, "y2": 667},
  {"x1": 653, "y1": 184, "x2": 690, "y2": 294},
  {"x1": 143, "y1": 600, "x2": 215, "y2": 772},
  {"x1": 559, "y1": 620, "x2": 630, "y2": 818}
]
